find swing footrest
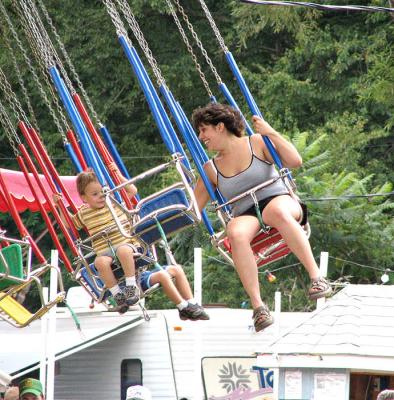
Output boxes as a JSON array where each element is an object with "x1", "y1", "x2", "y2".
[{"x1": 135, "y1": 189, "x2": 196, "y2": 245}]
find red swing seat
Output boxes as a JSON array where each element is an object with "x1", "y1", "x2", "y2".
[{"x1": 220, "y1": 228, "x2": 291, "y2": 269}]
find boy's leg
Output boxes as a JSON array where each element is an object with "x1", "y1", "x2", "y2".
[
  {"x1": 166, "y1": 264, "x2": 193, "y2": 300},
  {"x1": 116, "y1": 244, "x2": 140, "y2": 306},
  {"x1": 149, "y1": 270, "x2": 184, "y2": 304},
  {"x1": 166, "y1": 265, "x2": 210, "y2": 321},
  {"x1": 116, "y1": 244, "x2": 136, "y2": 278},
  {"x1": 95, "y1": 255, "x2": 127, "y2": 313},
  {"x1": 95, "y1": 255, "x2": 117, "y2": 288}
]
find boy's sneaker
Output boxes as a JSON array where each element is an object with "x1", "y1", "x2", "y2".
[
  {"x1": 113, "y1": 292, "x2": 128, "y2": 314},
  {"x1": 179, "y1": 303, "x2": 210, "y2": 321},
  {"x1": 123, "y1": 285, "x2": 140, "y2": 306},
  {"x1": 308, "y1": 277, "x2": 332, "y2": 300}
]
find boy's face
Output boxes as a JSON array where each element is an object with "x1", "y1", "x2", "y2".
[{"x1": 81, "y1": 181, "x2": 105, "y2": 209}]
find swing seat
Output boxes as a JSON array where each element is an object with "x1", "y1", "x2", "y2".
[
  {"x1": 0, "y1": 291, "x2": 33, "y2": 326},
  {"x1": 134, "y1": 188, "x2": 196, "y2": 245},
  {"x1": 0, "y1": 272, "x2": 65, "y2": 328},
  {"x1": 222, "y1": 228, "x2": 291, "y2": 268},
  {"x1": 77, "y1": 252, "x2": 159, "y2": 306},
  {"x1": 0, "y1": 244, "x2": 24, "y2": 290}
]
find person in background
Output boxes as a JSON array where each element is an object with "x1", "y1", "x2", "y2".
[
  {"x1": 377, "y1": 390, "x2": 394, "y2": 400},
  {"x1": 18, "y1": 378, "x2": 45, "y2": 400},
  {"x1": 4, "y1": 386, "x2": 19, "y2": 400},
  {"x1": 126, "y1": 385, "x2": 152, "y2": 400}
]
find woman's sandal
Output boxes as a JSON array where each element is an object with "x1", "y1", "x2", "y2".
[
  {"x1": 253, "y1": 304, "x2": 274, "y2": 332},
  {"x1": 308, "y1": 277, "x2": 332, "y2": 300}
]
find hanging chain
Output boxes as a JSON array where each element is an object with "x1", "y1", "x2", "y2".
[
  {"x1": 0, "y1": 66, "x2": 30, "y2": 125},
  {"x1": 23, "y1": 0, "x2": 75, "y2": 95},
  {"x1": 197, "y1": 0, "x2": 228, "y2": 53},
  {"x1": 116, "y1": 0, "x2": 165, "y2": 87},
  {"x1": 166, "y1": 0, "x2": 213, "y2": 97},
  {"x1": 8, "y1": 0, "x2": 69, "y2": 140},
  {"x1": 171, "y1": 0, "x2": 222, "y2": 85},
  {"x1": 0, "y1": 23, "x2": 39, "y2": 130},
  {"x1": 0, "y1": 100, "x2": 21, "y2": 156},
  {"x1": 102, "y1": 0, "x2": 130, "y2": 41},
  {"x1": 36, "y1": 0, "x2": 101, "y2": 125},
  {"x1": 14, "y1": 0, "x2": 54, "y2": 69}
]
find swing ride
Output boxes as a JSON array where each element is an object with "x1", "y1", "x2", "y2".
[{"x1": 0, "y1": 0, "x2": 390, "y2": 331}]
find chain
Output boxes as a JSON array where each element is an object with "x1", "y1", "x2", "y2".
[
  {"x1": 197, "y1": 0, "x2": 228, "y2": 53},
  {"x1": 0, "y1": 100, "x2": 21, "y2": 156},
  {"x1": 172, "y1": 0, "x2": 222, "y2": 84},
  {"x1": 24, "y1": 0, "x2": 75, "y2": 95},
  {"x1": 116, "y1": 0, "x2": 165, "y2": 87},
  {"x1": 0, "y1": 66, "x2": 30, "y2": 125},
  {"x1": 14, "y1": 0, "x2": 54, "y2": 70},
  {"x1": 166, "y1": 0, "x2": 213, "y2": 97},
  {"x1": 102, "y1": 0, "x2": 129, "y2": 40},
  {"x1": 9, "y1": 0, "x2": 69, "y2": 139},
  {"x1": 0, "y1": 22, "x2": 39, "y2": 129},
  {"x1": 36, "y1": 0, "x2": 101, "y2": 125}
]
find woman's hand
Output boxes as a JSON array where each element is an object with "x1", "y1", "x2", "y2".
[{"x1": 252, "y1": 115, "x2": 277, "y2": 137}]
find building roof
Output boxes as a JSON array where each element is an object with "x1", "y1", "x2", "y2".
[{"x1": 256, "y1": 284, "x2": 394, "y2": 371}]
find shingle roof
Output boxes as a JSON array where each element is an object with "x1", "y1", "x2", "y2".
[{"x1": 262, "y1": 284, "x2": 394, "y2": 357}]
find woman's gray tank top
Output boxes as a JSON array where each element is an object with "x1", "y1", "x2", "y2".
[{"x1": 213, "y1": 136, "x2": 289, "y2": 217}]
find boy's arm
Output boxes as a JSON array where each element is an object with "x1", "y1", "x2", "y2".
[
  {"x1": 108, "y1": 162, "x2": 138, "y2": 198},
  {"x1": 52, "y1": 193, "x2": 74, "y2": 229}
]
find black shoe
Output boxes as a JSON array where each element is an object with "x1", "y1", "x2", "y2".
[
  {"x1": 179, "y1": 303, "x2": 210, "y2": 321},
  {"x1": 123, "y1": 285, "x2": 140, "y2": 306},
  {"x1": 113, "y1": 292, "x2": 128, "y2": 314}
]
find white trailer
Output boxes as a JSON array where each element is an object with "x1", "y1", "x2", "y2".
[{"x1": 0, "y1": 287, "x2": 307, "y2": 399}]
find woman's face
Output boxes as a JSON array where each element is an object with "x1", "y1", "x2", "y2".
[{"x1": 197, "y1": 123, "x2": 223, "y2": 151}]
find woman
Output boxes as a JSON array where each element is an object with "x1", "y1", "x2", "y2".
[{"x1": 192, "y1": 103, "x2": 331, "y2": 332}]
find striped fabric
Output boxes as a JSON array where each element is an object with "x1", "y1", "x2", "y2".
[{"x1": 72, "y1": 203, "x2": 136, "y2": 255}]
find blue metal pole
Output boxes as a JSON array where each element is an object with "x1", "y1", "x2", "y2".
[
  {"x1": 119, "y1": 36, "x2": 177, "y2": 155},
  {"x1": 49, "y1": 66, "x2": 107, "y2": 185},
  {"x1": 224, "y1": 52, "x2": 284, "y2": 170}
]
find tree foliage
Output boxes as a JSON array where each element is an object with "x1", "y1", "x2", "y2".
[{"x1": 0, "y1": 0, "x2": 392, "y2": 312}]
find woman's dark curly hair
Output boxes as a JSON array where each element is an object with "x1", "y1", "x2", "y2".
[{"x1": 192, "y1": 103, "x2": 245, "y2": 137}]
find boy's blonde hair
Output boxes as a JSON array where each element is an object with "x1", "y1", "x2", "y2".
[{"x1": 76, "y1": 169, "x2": 99, "y2": 196}]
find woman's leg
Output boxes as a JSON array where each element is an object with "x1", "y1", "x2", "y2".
[
  {"x1": 226, "y1": 216, "x2": 263, "y2": 309},
  {"x1": 262, "y1": 195, "x2": 320, "y2": 280}
]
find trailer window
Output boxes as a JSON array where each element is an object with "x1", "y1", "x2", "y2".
[{"x1": 121, "y1": 359, "x2": 142, "y2": 400}]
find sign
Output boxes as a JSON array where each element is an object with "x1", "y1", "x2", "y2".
[{"x1": 202, "y1": 357, "x2": 274, "y2": 400}]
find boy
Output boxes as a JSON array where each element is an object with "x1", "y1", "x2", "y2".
[
  {"x1": 139, "y1": 264, "x2": 209, "y2": 320},
  {"x1": 54, "y1": 163, "x2": 140, "y2": 313}
]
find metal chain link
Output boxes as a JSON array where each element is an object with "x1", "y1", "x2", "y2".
[
  {"x1": 116, "y1": 0, "x2": 165, "y2": 87},
  {"x1": 102, "y1": 0, "x2": 130, "y2": 40},
  {"x1": 0, "y1": 100, "x2": 21, "y2": 155},
  {"x1": 36, "y1": 0, "x2": 101, "y2": 125},
  {"x1": 0, "y1": 66, "x2": 30, "y2": 125},
  {"x1": 9, "y1": 0, "x2": 69, "y2": 139},
  {"x1": 24, "y1": 0, "x2": 75, "y2": 95},
  {"x1": 197, "y1": 0, "x2": 228, "y2": 53},
  {"x1": 0, "y1": 21, "x2": 39, "y2": 129},
  {"x1": 14, "y1": 0, "x2": 54, "y2": 70},
  {"x1": 171, "y1": 0, "x2": 222, "y2": 84},
  {"x1": 166, "y1": 0, "x2": 213, "y2": 97}
]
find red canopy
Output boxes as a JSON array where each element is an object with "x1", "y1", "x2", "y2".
[{"x1": 0, "y1": 169, "x2": 83, "y2": 213}]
